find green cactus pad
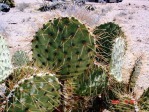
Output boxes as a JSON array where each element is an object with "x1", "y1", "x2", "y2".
[
  {"x1": 6, "y1": 74, "x2": 61, "y2": 112},
  {"x1": 94, "y1": 22, "x2": 126, "y2": 82},
  {"x1": 32, "y1": 17, "x2": 95, "y2": 79},
  {"x1": 76, "y1": 67, "x2": 107, "y2": 96},
  {"x1": 129, "y1": 57, "x2": 142, "y2": 91},
  {"x1": 12, "y1": 50, "x2": 29, "y2": 67},
  {"x1": 0, "y1": 36, "x2": 13, "y2": 82},
  {"x1": 93, "y1": 22, "x2": 123, "y2": 65}
]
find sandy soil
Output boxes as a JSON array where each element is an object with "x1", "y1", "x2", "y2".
[{"x1": 0, "y1": 0, "x2": 149, "y2": 99}]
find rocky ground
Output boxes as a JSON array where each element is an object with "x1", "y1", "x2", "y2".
[{"x1": 0, "y1": 0, "x2": 149, "y2": 99}]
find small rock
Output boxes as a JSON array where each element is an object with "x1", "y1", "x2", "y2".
[{"x1": 0, "y1": 3, "x2": 10, "y2": 12}]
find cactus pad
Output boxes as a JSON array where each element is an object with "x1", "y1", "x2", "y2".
[
  {"x1": 110, "y1": 37, "x2": 126, "y2": 82},
  {"x1": 6, "y1": 74, "x2": 61, "y2": 112},
  {"x1": 93, "y1": 22, "x2": 123, "y2": 65},
  {"x1": 32, "y1": 17, "x2": 95, "y2": 79},
  {"x1": 76, "y1": 67, "x2": 107, "y2": 96},
  {"x1": 0, "y1": 36, "x2": 13, "y2": 82},
  {"x1": 12, "y1": 50, "x2": 29, "y2": 67},
  {"x1": 129, "y1": 57, "x2": 142, "y2": 91},
  {"x1": 94, "y1": 22, "x2": 125, "y2": 81}
]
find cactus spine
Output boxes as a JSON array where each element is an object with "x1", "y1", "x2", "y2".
[{"x1": 0, "y1": 35, "x2": 13, "y2": 82}]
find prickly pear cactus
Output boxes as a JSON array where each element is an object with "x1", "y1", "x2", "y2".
[
  {"x1": 32, "y1": 17, "x2": 95, "y2": 79},
  {"x1": 6, "y1": 74, "x2": 61, "y2": 112},
  {"x1": 0, "y1": 35, "x2": 13, "y2": 82},
  {"x1": 139, "y1": 88, "x2": 149, "y2": 111},
  {"x1": 93, "y1": 22, "x2": 125, "y2": 81},
  {"x1": 110, "y1": 37, "x2": 126, "y2": 82},
  {"x1": 129, "y1": 57, "x2": 142, "y2": 91},
  {"x1": 93, "y1": 22, "x2": 123, "y2": 65},
  {"x1": 102, "y1": 77, "x2": 135, "y2": 112},
  {"x1": 75, "y1": 67, "x2": 107, "y2": 96},
  {"x1": 0, "y1": 0, "x2": 15, "y2": 7},
  {"x1": 12, "y1": 50, "x2": 29, "y2": 67}
]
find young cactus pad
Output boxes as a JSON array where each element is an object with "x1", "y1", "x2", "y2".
[
  {"x1": 0, "y1": 36, "x2": 13, "y2": 82},
  {"x1": 6, "y1": 74, "x2": 61, "y2": 112},
  {"x1": 93, "y1": 22, "x2": 123, "y2": 65},
  {"x1": 32, "y1": 17, "x2": 95, "y2": 79},
  {"x1": 12, "y1": 50, "x2": 29, "y2": 67},
  {"x1": 129, "y1": 57, "x2": 142, "y2": 91},
  {"x1": 93, "y1": 22, "x2": 125, "y2": 81},
  {"x1": 110, "y1": 37, "x2": 126, "y2": 82}
]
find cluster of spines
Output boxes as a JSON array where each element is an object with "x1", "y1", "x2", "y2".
[
  {"x1": 93, "y1": 22, "x2": 123, "y2": 65},
  {"x1": 139, "y1": 88, "x2": 149, "y2": 111}
]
